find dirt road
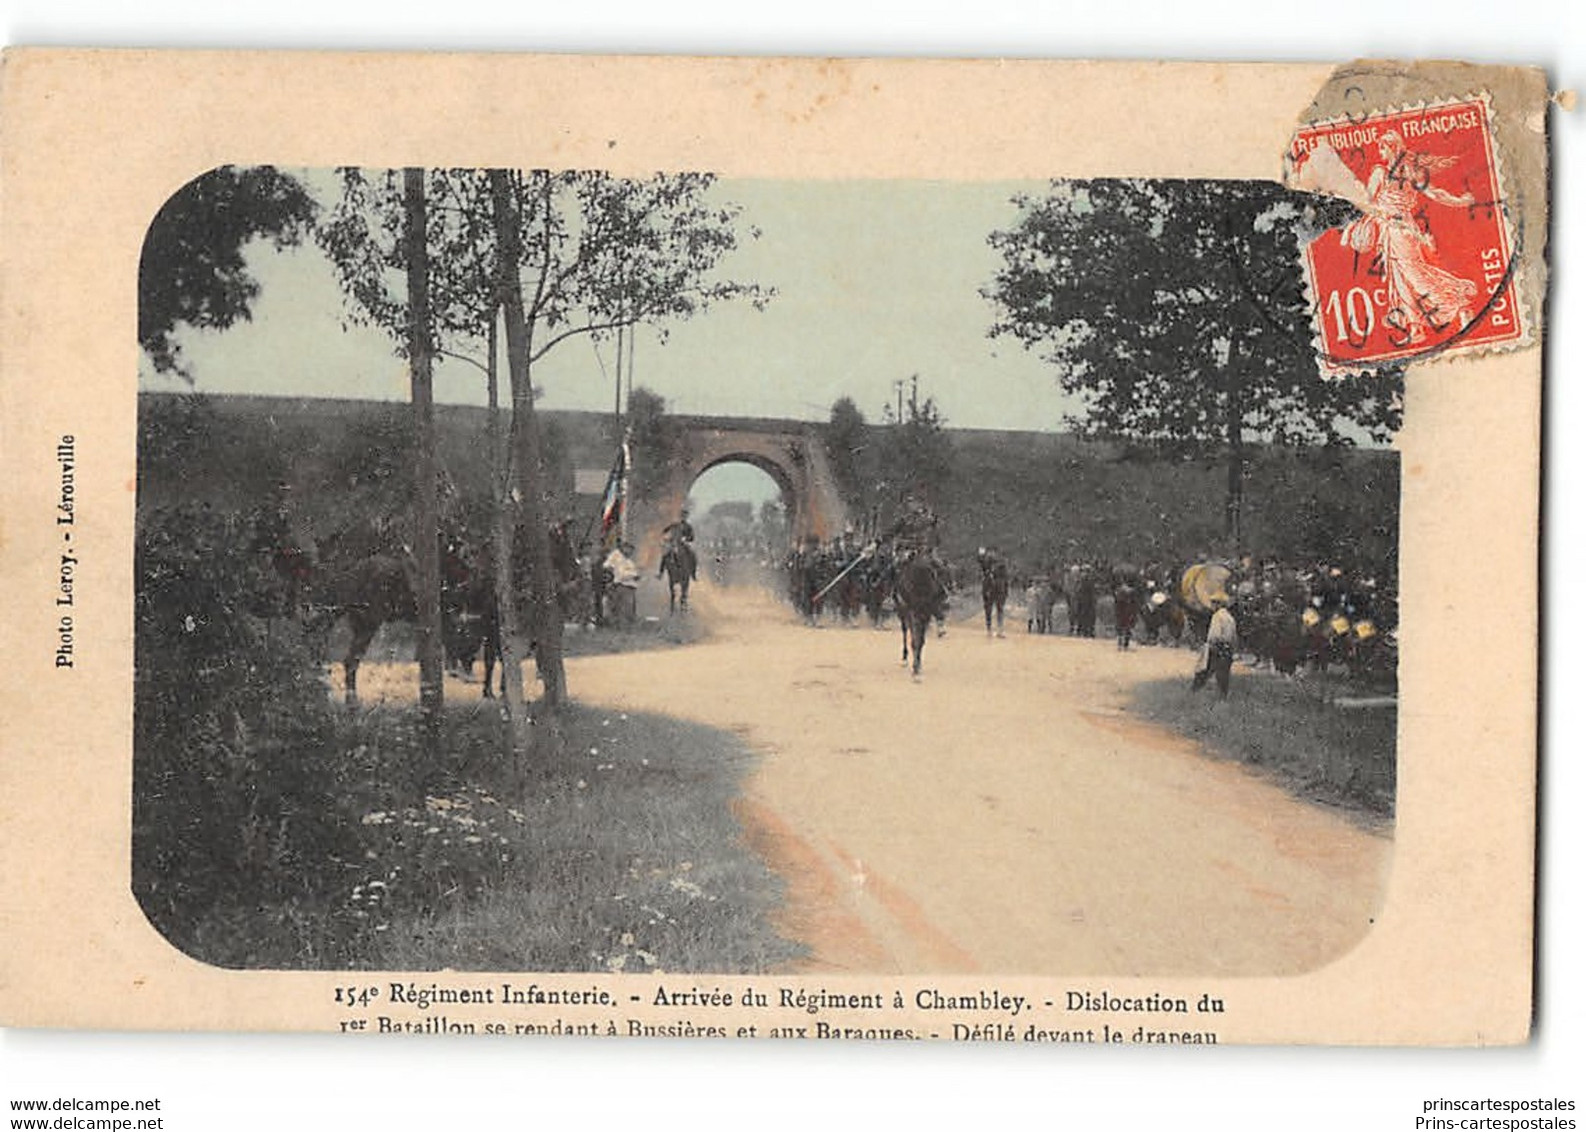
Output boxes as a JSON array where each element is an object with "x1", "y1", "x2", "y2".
[{"x1": 567, "y1": 580, "x2": 1392, "y2": 978}]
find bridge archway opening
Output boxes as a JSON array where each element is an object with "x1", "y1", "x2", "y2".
[
  {"x1": 681, "y1": 458, "x2": 793, "y2": 587},
  {"x1": 627, "y1": 421, "x2": 848, "y2": 570}
]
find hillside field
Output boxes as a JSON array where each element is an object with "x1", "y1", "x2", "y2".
[{"x1": 137, "y1": 391, "x2": 1398, "y2": 582}]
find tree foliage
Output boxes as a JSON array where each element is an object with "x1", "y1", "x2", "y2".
[
  {"x1": 317, "y1": 168, "x2": 770, "y2": 372},
  {"x1": 877, "y1": 384, "x2": 955, "y2": 510},
  {"x1": 758, "y1": 499, "x2": 788, "y2": 548},
  {"x1": 138, "y1": 392, "x2": 289, "y2": 500},
  {"x1": 985, "y1": 179, "x2": 1403, "y2": 452},
  {"x1": 626, "y1": 386, "x2": 673, "y2": 501},
  {"x1": 315, "y1": 167, "x2": 768, "y2": 715},
  {"x1": 139, "y1": 166, "x2": 317, "y2": 377},
  {"x1": 317, "y1": 169, "x2": 498, "y2": 365},
  {"x1": 134, "y1": 504, "x2": 351, "y2": 956},
  {"x1": 317, "y1": 167, "x2": 767, "y2": 513},
  {"x1": 326, "y1": 408, "x2": 415, "y2": 506},
  {"x1": 545, "y1": 170, "x2": 772, "y2": 350},
  {"x1": 823, "y1": 396, "x2": 872, "y2": 511}
]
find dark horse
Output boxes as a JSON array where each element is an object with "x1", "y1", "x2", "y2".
[
  {"x1": 307, "y1": 538, "x2": 499, "y2": 705},
  {"x1": 308, "y1": 553, "x2": 419, "y2": 705},
  {"x1": 658, "y1": 540, "x2": 697, "y2": 613},
  {"x1": 443, "y1": 569, "x2": 505, "y2": 698},
  {"x1": 308, "y1": 521, "x2": 588, "y2": 704},
  {"x1": 894, "y1": 553, "x2": 949, "y2": 678},
  {"x1": 978, "y1": 548, "x2": 1010, "y2": 637},
  {"x1": 449, "y1": 520, "x2": 580, "y2": 696}
]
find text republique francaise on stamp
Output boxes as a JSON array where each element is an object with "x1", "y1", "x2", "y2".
[{"x1": 1287, "y1": 95, "x2": 1524, "y2": 375}]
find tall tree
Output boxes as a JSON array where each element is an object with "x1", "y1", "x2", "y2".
[
  {"x1": 985, "y1": 179, "x2": 1402, "y2": 548},
  {"x1": 757, "y1": 498, "x2": 788, "y2": 551},
  {"x1": 404, "y1": 168, "x2": 445, "y2": 741},
  {"x1": 139, "y1": 166, "x2": 316, "y2": 377},
  {"x1": 494, "y1": 170, "x2": 768, "y2": 712},
  {"x1": 320, "y1": 167, "x2": 768, "y2": 720},
  {"x1": 481, "y1": 299, "x2": 530, "y2": 739},
  {"x1": 489, "y1": 169, "x2": 566, "y2": 712},
  {"x1": 823, "y1": 396, "x2": 872, "y2": 514},
  {"x1": 877, "y1": 379, "x2": 954, "y2": 512},
  {"x1": 625, "y1": 386, "x2": 672, "y2": 502},
  {"x1": 320, "y1": 169, "x2": 531, "y2": 737}
]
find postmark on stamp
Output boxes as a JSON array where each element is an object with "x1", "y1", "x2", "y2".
[{"x1": 1286, "y1": 94, "x2": 1524, "y2": 375}]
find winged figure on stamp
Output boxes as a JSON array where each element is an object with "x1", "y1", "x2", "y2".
[{"x1": 1298, "y1": 132, "x2": 1480, "y2": 345}]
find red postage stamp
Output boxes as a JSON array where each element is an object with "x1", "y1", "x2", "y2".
[{"x1": 1287, "y1": 95, "x2": 1524, "y2": 375}]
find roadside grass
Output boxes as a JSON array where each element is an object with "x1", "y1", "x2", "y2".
[
  {"x1": 560, "y1": 613, "x2": 708, "y2": 657},
  {"x1": 360, "y1": 610, "x2": 707, "y2": 671},
  {"x1": 153, "y1": 702, "x2": 800, "y2": 973},
  {"x1": 1126, "y1": 671, "x2": 1396, "y2": 821}
]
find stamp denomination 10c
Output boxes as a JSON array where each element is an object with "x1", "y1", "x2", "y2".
[{"x1": 1288, "y1": 95, "x2": 1524, "y2": 375}]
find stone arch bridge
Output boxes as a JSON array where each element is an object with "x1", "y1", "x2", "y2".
[{"x1": 624, "y1": 414, "x2": 850, "y2": 567}]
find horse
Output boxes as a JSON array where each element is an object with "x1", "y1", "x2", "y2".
[
  {"x1": 802, "y1": 544, "x2": 837, "y2": 624},
  {"x1": 305, "y1": 532, "x2": 505, "y2": 705},
  {"x1": 894, "y1": 553, "x2": 949, "y2": 678},
  {"x1": 788, "y1": 540, "x2": 826, "y2": 624},
  {"x1": 463, "y1": 520, "x2": 586, "y2": 692},
  {"x1": 658, "y1": 539, "x2": 697, "y2": 614},
  {"x1": 783, "y1": 547, "x2": 807, "y2": 615},
  {"x1": 306, "y1": 553, "x2": 419, "y2": 705},
  {"x1": 1139, "y1": 588, "x2": 1186, "y2": 646},
  {"x1": 442, "y1": 568, "x2": 506, "y2": 697},
  {"x1": 978, "y1": 548, "x2": 1010, "y2": 637}
]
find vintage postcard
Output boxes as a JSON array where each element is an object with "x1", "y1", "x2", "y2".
[{"x1": 0, "y1": 51, "x2": 1548, "y2": 1046}]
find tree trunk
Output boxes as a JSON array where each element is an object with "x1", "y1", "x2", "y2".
[
  {"x1": 1224, "y1": 338, "x2": 1246, "y2": 553},
  {"x1": 489, "y1": 169, "x2": 567, "y2": 712},
  {"x1": 404, "y1": 167, "x2": 445, "y2": 747},
  {"x1": 486, "y1": 301, "x2": 527, "y2": 756}
]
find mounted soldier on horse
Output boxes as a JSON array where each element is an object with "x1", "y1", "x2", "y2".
[
  {"x1": 658, "y1": 508, "x2": 698, "y2": 613},
  {"x1": 978, "y1": 545, "x2": 1010, "y2": 637},
  {"x1": 884, "y1": 494, "x2": 952, "y2": 672}
]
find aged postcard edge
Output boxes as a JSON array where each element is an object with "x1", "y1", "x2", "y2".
[{"x1": 0, "y1": 51, "x2": 1543, "y2": 1045}]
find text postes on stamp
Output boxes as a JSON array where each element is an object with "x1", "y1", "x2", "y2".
[{"x1": 1287, "y1": 95, "x2": 1524, "y2": 375}]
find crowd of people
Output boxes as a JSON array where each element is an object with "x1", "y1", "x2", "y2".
[
  {"x1": 569, "y1": 495, "x2": 1398, "y2": 702},
  {"x1": 768, "y1": 507, "x2": 1397, "y2": 699},
  {"x1": 1024, "y1": 554, "x2": 1397, "y2": 694}
]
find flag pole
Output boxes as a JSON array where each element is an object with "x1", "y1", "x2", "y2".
[
  {"x1": 591, "y1": 437, "x2": 628, "y2": 551},
  {"x1": 620, "y1": 427, "x2": 632, "y2": 546},
  {"x1": 613, "y1": 322, "x2": 624, "y2": 430}
]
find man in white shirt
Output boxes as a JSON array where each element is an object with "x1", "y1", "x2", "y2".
[
  {"x1": 1192, "y1": 596, "x2": 1238, "y2": 699},
  {"x1": 604, "y1": 541, "x2": 640, "y2": 627}
]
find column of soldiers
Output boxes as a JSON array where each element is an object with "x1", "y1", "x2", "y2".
[
  {"x1": 775, "y1": 505, "x2": 1395, "y2": 693},
  {"x1": 782, "y1": 497, "x2": 948, "y2": 630},
  {"x1": 784, "y1": 527, "x2": 892, "y2": 628}
]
